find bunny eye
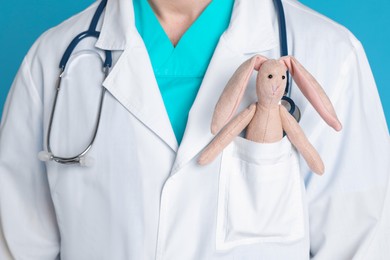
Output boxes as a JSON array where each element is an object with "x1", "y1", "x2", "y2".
[
  {"x1": 268, "y1": 74, "x2": 273, "y2": 79},
  {"x1": 282, "y1": 75, "x2": 286, "y2": 80}
]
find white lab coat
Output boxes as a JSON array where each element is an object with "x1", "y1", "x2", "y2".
[{"x1": 0, "y1": 0, "x2": 389, "y2": 259}]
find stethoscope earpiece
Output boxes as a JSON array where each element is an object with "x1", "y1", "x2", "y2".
[
  {"x1": 38, "y1": 151, "x2": 53, "y2": 162},
  {"x1": 79, "y1": 156, "x2": 95, "y2": 167}
]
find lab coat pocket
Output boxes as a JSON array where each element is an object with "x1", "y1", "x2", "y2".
[{"x1": 216, "y1": 136, "x2": 304, "y2": 251}]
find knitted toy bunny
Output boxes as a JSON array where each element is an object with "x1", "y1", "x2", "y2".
[{"x1": 198, "y1": 55, "x2": 342, "y2": 175}]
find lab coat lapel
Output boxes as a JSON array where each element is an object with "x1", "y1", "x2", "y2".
[
  {"x1": 171, "y1": 0, "x2": 279, "y2": 175},
  {"x1": 96, "y1": 0, "x2": 178, "y2": 151},
  {"x1": 102, "y1": 46, "x2": 178, "y2": 152}
]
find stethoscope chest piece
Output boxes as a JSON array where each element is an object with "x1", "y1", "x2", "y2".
[{"x1": 281, "y1": 96, "x2": 301, "y2": 122}]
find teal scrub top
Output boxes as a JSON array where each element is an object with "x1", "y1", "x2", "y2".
[{"x1": 133, "y1": 0, "x2": 234, "y2": 144}]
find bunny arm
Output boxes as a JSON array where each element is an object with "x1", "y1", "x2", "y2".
[
  {"x1": 198, "y1": 103, "x2": 257, "y2": 165},
  {"x1": 280, "y1": 105, "x2": 325, "y2": 175}
]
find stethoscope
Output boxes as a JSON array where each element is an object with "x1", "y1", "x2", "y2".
[
  {"x1": 38, "y1": 0, "x2": 300, "y2": 166},
  {"x1": 38, "y1": 0, "x2": 111, "y2": 166}
]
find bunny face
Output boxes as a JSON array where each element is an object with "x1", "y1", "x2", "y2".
[{"x1": 256, "y1": 60, "x2": 287, "y2": 106}]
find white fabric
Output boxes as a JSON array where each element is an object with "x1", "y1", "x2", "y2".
[
  {"x1": 216, "y1": 137, "x2": 305, "y2": 250},
  {"x1": 0, "y1": 0, "x2": 389, "y2": 259}
]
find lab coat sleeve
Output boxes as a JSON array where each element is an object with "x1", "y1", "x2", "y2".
[
  {"x1": 306, "y1": 40, "x2": 390, "y2": 259},
  {"x1": 0, "y1": 57, "x2": 60, "y2": 259}
]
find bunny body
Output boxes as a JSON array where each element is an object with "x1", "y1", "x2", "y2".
[
  {"x1": 246, "y1": 59, "x2": 287, "y2": 143},
  {"x1": 246, "y1": 104, "x2": 283, "y2": 143},
  {"x1": 198, "y1": 55, "x2": 342, "y2": 175}
]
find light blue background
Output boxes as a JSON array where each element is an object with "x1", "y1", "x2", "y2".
[{"x1": 0, "y1": 0, "x2": 389, "y2": 126}]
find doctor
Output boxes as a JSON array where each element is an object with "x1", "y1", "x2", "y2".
[{"x1": 0, "y1": 0, "x2": 389, "y2": 259}]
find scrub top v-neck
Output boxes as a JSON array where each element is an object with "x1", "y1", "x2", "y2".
[{"x1": 133, "y1": 0, "x2": 234, "y2": 144}]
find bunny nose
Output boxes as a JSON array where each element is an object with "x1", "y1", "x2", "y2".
[{"x1": 272, "y1": 85, "x2": 279, "y2": 92}]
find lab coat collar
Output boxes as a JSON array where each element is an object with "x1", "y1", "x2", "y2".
[
  {"x1": 98, "y1": 0, "x2": 179, "y2": 153},
  {"x1": 102, "y1": 47, "x2": 179, "y2": 152},
  {"x1": 224, "y1": 0, "x2": 278, "y2": 54},
  {"x1": 95, "y1": 0, "x2": 278, "y2": 53},
  {"x1": 95, "y1": 0, "x2": 137, "y2": 50}
]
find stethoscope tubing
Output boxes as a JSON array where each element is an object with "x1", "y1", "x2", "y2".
[
  {"x1": 45, "y1": 67, "x2": 109, "y2": 165},
  {"x1": 274, "y1": 0, "x2": 291, "y2": 96}
]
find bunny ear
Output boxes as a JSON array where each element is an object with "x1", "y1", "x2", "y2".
[
  {"x1": 211, "y1": 55, "x2": 268, "y2": 134},
  {"x1": 280, "y1": 56, "x2": 342, "y2": 131}
]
